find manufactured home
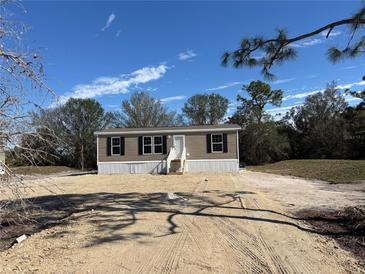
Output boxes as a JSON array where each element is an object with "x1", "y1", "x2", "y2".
[{"x1": 95, "y1": 124, "x2": 241, "y2": 174}]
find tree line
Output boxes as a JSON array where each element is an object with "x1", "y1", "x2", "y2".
[
  {"x1": 8, "y1": 80, "x2": 364, "y2": 169},
  {"x1": 230, "y1": 81, "x2": 364, "y2": 164},
  {"x1": 7, "y1": 91, "x2": 229, "y2": 169}
]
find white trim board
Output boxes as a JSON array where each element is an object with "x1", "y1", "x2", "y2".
[
  {"x1": 186, "y1": 159, "x2": 238, "y2": 162},
  {"x1": 95, "y1": 127, "x2": 241, "y2": 136},
  {"x1": 98, "y1": 160, "x2": 165, "y2": 164},
  {"x1": 236, "y1": 130, "x2": 239, "y2": 161},
  {"x1": 98, "y1": 159, "x2": 237, "y2": 165},
  {"x1": 96, "y1": 136, "x2": 99, "y2": 163}
]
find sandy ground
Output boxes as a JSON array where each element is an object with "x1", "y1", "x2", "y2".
[
  {"x1": 241, "y1": 170, "x2": 365, "y2": 211},
  {"x1": 0, "y1": 172, "x2": 364, "y2": 273}
]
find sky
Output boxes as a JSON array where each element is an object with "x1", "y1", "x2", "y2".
[{"x1": 17, "y1": 1, "x2": 365, "y2": 118}]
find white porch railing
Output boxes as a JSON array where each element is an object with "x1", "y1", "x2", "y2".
[
  {"x1": 180, "y1": 146, "x2": 186, "y2": 173},
  {"x1": 0, "y1": 160, "x2": 12, "y2": 181},
  {"x1": 166, "y1": 146, "x2": 186, "y2": 174},
  {"x1": 166, "y1": 147, "x2": 177, "y2": 174}
]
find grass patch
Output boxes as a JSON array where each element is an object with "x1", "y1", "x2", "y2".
[
  {"x1": 247, "y1": 160, "x2": 365, "y2": 184},
  {"x1": 11, "y1": 166, "x2": 80, "y2": 175}
]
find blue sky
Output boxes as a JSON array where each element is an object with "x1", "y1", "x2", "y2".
[{"x1": 19, "y1": 1, "x2": 364, "y2": 118}]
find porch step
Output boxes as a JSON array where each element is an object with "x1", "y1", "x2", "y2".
[
  {"x1": 168, "y1": 171, "x2": 184, "y2": 175},
  {"x1": 169, "y1": 159, "x2": 182, "y2": 173}
]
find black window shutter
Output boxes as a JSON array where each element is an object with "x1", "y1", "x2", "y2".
[
  {"x1": 107, "y1": 137, "x2": 111, "y2": 156},
  {"x1": 162, "y1": 135, "x2": 167, "y2": 154},
  {"x1": 223, "y1": 133, "x2": 228, "y2": 153},
  {"x1": 207, "y1": 134, "x2": 212, "y2": 153},
  {"x1": 138, "y1": 136, "x2": 143, "y2": 155},
  {"x1": 120, "y1": 137, "x2": 125, "y2": 155}
]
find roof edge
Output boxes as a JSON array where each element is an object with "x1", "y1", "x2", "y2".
[{"x1": 94, "y1": 126, "x2": 241, "y2": 136}]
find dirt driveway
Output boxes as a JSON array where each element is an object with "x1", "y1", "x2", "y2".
[
  {"x1": 242, "y1": 170, "x2": 365, "y2": 211},
  {"x1": 0, "y1": 172, "x2": 363, "y2": 273}
]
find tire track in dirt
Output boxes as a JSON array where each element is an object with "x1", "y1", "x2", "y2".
[
  {"x1": 255, "y1": 231, "x2": 292, "y2": 274},
  {"x1": 253, "y1": 222, "x2": 319, "y2": 274},
  {"x1": 134, "y1": 214, "x2": 214, "y2": 273},
  {"x1": 161, "y1": 229, "x2": 189, "y2": 274},
  {"x1": 133, "y1": 224, "x2": 187, "y2": 273},
  {"x1": 95, "y1": 179, "x2": 211, "y2": 272},
  {"x1": 235, "y1": 196, "x2": 293, "y2": 273},
  {"x1": 130, "y1": 175, "x2": 296, "y2": 273},
  {"x1": 133, "y1": 178, "x2": 211, "y2": 273},
  {"x1": 189, "y1": 177, "x2": 267, "y2": 272},
  {"x1": 211, "y1": 211, "x2": 273, "y2": 273},
  {"x1": 229, "y1": 174, "x2": 297, "y2": 273},
  {"x1": 231, "y1": 174, "x2": 327, "y2": 274},
  {"x1": 192, "y1": 176, "x2": 274, "y2": 273}
]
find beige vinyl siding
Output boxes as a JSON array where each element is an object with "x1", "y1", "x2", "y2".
[
  {"x1": 184, "y1": 132, "x2": 237, "y2": 160},
  {"x1": 99, "y1": 135, "x2": 172, "y2": 162},
  {"x1": 98, "y1": 131, "x2": 238, "y2": 162}
]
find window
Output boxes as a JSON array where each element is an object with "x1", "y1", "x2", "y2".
[
  {"x1": 143, "y1": 136, "x2": 152, "y2": 154},
  {"x1": 211, "y1": 134, "x2": 223, "y2": 153},
  {"x1": 111, "y1": 137, "x2": 120, "y2": 155},
  {"x1": 143, "y1": 136, "x2": 163, "y2": 154},
  {"x1": 154, "y1": 136, "x2": 163, "y2": 154}
]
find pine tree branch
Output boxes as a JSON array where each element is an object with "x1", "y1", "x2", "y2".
[
  {"x1": 227, "y1": 18, "x2": 365, "y2": 55},
  {"x1": 222, "y1": 16, "x2": 365, "y2": 79}
]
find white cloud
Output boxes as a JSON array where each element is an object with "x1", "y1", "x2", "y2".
[
  {"x1": 178, "y1": 50, "x2": 197, "y2": 61},
  {"x1": 273, "y1": 78, "x2": 295, "y2": 84},
  {"x1": 283, "y1": 89, "x2": 324, "y2": 101},
  {"x1": 267, "y1": 94, "x2": 360, "y2": 117},
  {"x1": 291, "y1": 38, "x2": 322, "y2": 48},
  {"x1": 206, "y1": 81, "x2": 245, "y2": 91},
  {"x1": 160, "y1": 96, "x2": 186, "y2": 103},
  {"x1": 144, "y1": 87, "x2": 158, "y2": 92},
  {"x1": 115, "y1": 29, "x2": 122, "y2": 37},
  {"x1": 337, "y1": 65, "x2": 357, "y2": 71},
  {"x1": 267, "y1": 104, "x2": 302, "y2": 115},
  {"x1": 290, "y1": 30, "x2": 341, "y2": 49},
  {"x1": 57, "y1": 64, "x2": 169, "y2": 104},
  {"x1": 283, "y1": 80, "x2": 365, "y2": 101},
  {"x1": 101, "y1": 13, "x2": 116, "y2": 31},
  {"x1": 337, "y1": 80, "x2": 365, "y2": 90},
  {"x1": 268, "y1": 80, "x2": 363, "y2": 115},
  {"x1": 320, "y1": 30, "x2": 342, "y2": 37},
  {"x1": 303, "y1": 39, "x2": 322, "y2": 46}
]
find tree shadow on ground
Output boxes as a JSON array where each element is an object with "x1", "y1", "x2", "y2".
[{"x1": 0, "y1": 189, "x2": 356, "y2": 249}]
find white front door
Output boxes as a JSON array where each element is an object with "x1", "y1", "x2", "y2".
[{"x1": 173, "y1": 135, "x2": 185, "y2": 158}]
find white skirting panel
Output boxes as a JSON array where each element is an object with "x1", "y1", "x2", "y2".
[
  {"x1": 98, "y1": 159, "x2": 239, "y2": 174},
  {"x1": 185, "y1": 159, "x2": 239, "y2": 173},
  {"x1": 98, "y1": 161, "x2": 166, "y2": 174}
]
